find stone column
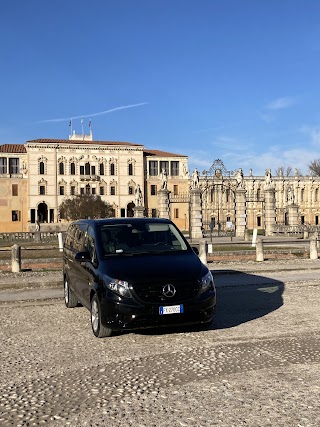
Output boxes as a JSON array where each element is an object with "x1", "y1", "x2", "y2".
[
  {"x1": 288, "y1": 204, "x2": 299, "y2": 226},
  {"x1": 158, "y1": 189, "x2": 170, "y2": 219},
  {"x1": 190, "y1": 188, "x2": 203, "y2": 239},
  {"x1": 264, "y1": 187, "x2": 276, "y2": 236},
  {"x1": 133, "y1": 206, "x2": 145, "y2": 218},
  {"x1": 235, "y1": 188, "x2": 247, "y2": 238}
]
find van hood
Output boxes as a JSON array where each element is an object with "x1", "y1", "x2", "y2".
[{"x1": 100, "y1": 251, "x2": 206, "y2": 282}]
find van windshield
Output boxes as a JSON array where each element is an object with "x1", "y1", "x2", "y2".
[{"x1": 99, "y1": 222, "x2": 189, "y2": 256}]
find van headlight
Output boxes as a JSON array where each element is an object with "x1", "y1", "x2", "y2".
[
  {"x1": 106, "y1": 278, "x2": 132, "y2": 298},
  {"x1": 200, "y1": 271, "x2": 214, "y2": 293}
]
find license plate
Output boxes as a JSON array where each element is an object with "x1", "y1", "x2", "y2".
[{"x1": 159, "y1": 304, "x2": 184, "y2": 315}]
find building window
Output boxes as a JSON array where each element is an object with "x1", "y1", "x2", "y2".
[
  {"x1": 99, "y1": 186, "x2": 105, "y2": 195},
  {"x1": 39, "y1": 161, "x2": 45, "y2": 175},
  {"x1": 315, "y1": 189, "x2": 319, "y2": 202},
  {"x1": 0, "y1": 157, "x2": 7, "y2": 174},
  {"x1": 160, "y1": 161, "x2": 169, "y2": 174},
  {"x1": 128, "y1": 163, "x2": 133, "y2": 175},
  {"x1": 86, "y1": 184, "x2": 90, "y2": 195},
  {"x1": 110, "y1": 186, "x2": 116, "y2": 195},
  {"x1": 59, "y1": 186, "x2": 65, "y2": 195},
  {"x1": 59, "y1": 162, "x2": 64, "y2": 175},
  {"x1": 301, "y1": 215, "x2": 305, "y2": 225},
  {"x1": 12, "y1": 184, "x2": 18, "y2": 196},
  {"x1": 171, "y1": 161, "x2": 179, "y2": 176},
  {"x1": 173, "y1": 185, "x2": 178, "y2": 195},
  {"x1": 99, "y1": 163, "x2": 104, "y2": 175},
  {"x1": 39, "y1": 185, "x2": 45, "y2": 195},
  {"x1": 151, "y1": 208, "x2": 157, "y2": 218},
  {"x1": 149, "y1": 161, "x2": 158, "y2": 176},
  {"x1": 91, "y1": 165, "x2": 96, "y2": 175},
  {"x1": 71, "y1": 186, "x2": 76, "y2": 195},
  {"x1": 129, "y1": 186, "x2": 134, "y2": 195},
  {"x1": 151, "y1": 185, "x2": 157, "y2": 196},
  {"x1": 257, "y1": 216, "x2": 261, "y2": 227},
  {"x1": 80, "y1": 165, "x2": 84, "y2": 175},
  {"x1": 110, "y1": 163, "x2": 115, "y2": 176},
  {"x1": 70, "y1": 162, "x2": 76, "y2": 175},
  {"x1": 174, "y1": 208, "x2": 179, "y2": 218},
  {"x1": 316, "y1": 215, "x2": 319, "y2": 225},
  {"x1": 92, "y1": 187, "x2": 96, "y2": 195},
  {"x1": 12, "y1": 210, "x2": 20, "y2": 221},
  {"x1": 80, "y1": 187, "x2": 85, "y2": 195},
  {"x1": 226, "y1": 189, "x2": 230, "y2": 202},
  {"x1": 85, "y1": 162, "x2": 90, "y2": 175},
  {"x1": 9, "y1": 158, "x2": 19, "y2": 174},
  {"x1": 301, "y1": 189, "x2": 304, "y2": 202}
]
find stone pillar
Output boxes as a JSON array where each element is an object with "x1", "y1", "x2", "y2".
[
  {"x1": 190, "y1": 188, "x2": 203, "y2": 239},
  {"x1": 12, "y1": 244, "x2": 21, "y2": 273},
  {"x1": 310, "y1": 237, "x2": 318, "y2": 260},
  {"x1": 235, "y1": 188, "x2": 247, "y2": 238},
  {"x1": 255, "y1": 238, "x2": 264, "y2": 262},
  {"x1": 264, "y1": 187, "x2": 276, "y2": 236},
  {"x1": 288, "y1": 204, "x2": 299, "y2": 226},
  {"x1": 158, "y1": 189, "x2": 170, "y2": 219},
  {"x1": 133, "y1": 206, "x2": 145, "y2": 218},
  {"x1": 198, "y1": 239, "x2": 207, "y2": 266}
]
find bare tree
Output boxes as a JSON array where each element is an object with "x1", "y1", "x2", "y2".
[
  {"x1": 308, "y1": 159, "x2": 320, "y2": 176},
  {"x1": 59, "y1": 194, "x2": 114, "y2": 221},
  {"x1": 274, "y1": 166, "x2": 294, "y2": 177}
]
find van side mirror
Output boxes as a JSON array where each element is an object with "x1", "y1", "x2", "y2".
[
  {"x1": 191, "y1": 246, "x2": 199, "y2": 256},
  {"x1": 75, "y1": 251, "x2": 91, "y2": 262}
]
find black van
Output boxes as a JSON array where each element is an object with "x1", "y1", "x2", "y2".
[{"x1": 63, "y1": 218, "x2": 216, "y2": 338}]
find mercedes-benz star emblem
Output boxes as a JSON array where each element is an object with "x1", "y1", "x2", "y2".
[{"x1": 162, "y1": 284, "x2": 176, "y2": 298}]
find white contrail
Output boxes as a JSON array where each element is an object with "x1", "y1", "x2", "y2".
[{"x1": 37, "y1": 102, "x2": 148, "y2": 123}]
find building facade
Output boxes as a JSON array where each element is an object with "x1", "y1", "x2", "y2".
[{"x1": 0, "y1": 133, "x2": 189, "y2": 233}]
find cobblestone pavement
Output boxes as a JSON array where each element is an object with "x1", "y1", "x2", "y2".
[{"x1": 0, "y1": 266, "x2": 320, "y2": 426}]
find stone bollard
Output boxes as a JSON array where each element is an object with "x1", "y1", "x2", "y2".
[
  {"x1": 12, "y1": 244, "x2": 21, "y2": 273},
  {"x1": 244, "y1": 229, "x2": 250, "y2": 242},
  {"x1": 303, "y1": 230, "x2": 309, "y2": 240},
  {"x1": 58, "y1": 232, "x2": 64, "y2": 252},
  {"x1": 255, "y1": 238, "x2": 264, "y2": 262},
  {"x1": 199, "y1": 239, "x2": 207, "y2": 266},
  {"x1": 309, "y1": 237, "x2": 318, "y2": 260}
]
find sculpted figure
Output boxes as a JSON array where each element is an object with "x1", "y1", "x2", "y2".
[
  {"x1": 134, "y1": 184, "x2": 143, "y2": 206},
  {"x1": 160, "y1": 168, "x2": 168, "y2": 190},
  {"x1": 235, "y1": 168, "x2": 244, "y2": 188},
  {"x1": 191, "y1": 168, "x2": 200, "y2": 189},
  {"x1": 264, "y1": 168, "x2": 272, "y2": 187}
]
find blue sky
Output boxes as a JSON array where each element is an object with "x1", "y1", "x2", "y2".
[{"x1": 1, "y1": 0, "x2": 320, "y2": 176}]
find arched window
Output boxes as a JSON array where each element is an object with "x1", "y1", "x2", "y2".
[
  {"x1": 85, "y1": 162, "x2": 90, "y2": 175},
  {"x1": 70, "y1": 162, "x2": 76, "y2": 175},
  {"x1": 85, "y1": 184, "x2": 91, "y2": 195},
  {"x1": 99, "y1": 163, "x2": 104, "y2": 175},
  {"x1": 128, "y1": 163, "x2": 133, "y2": 175},
  {"x1": 315, "y1": 189, "x2": 319, "y2": 202},
  {"x1": 59, "y1": 162, "x2": 64, "y2": 175},
  {"x1": 110, "y1": 163, "x2": 115, "y2": 176},
  {"x1": 301, "y1": 189, "x2": 304, "y2": 202},
  {"x1": 39, "y1": 162, "x2": 45, "y2": 175}
]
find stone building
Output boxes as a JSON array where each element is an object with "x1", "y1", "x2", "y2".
[
  {"x1": 199, "y1": 160, "x2": 320, "y2": 236},
  {"x1": 0, "y1": 132, "x2": 189, "y2": 233}
]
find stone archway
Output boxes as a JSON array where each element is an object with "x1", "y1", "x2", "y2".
[
  {"x1": 37, "y1": 202, "x2": 48, "y2": 223},
  {"x1": 127, "y1": 202, "x2": 135, "y2": 218}
]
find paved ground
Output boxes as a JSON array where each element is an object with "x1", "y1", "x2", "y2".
[{"x1": 0, "y1": 259, "x2": 320, "y2": 426}]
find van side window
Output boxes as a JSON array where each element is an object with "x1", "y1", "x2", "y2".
[{"x1": 84, "y1": 226, "x2": 97, "y2": 264}]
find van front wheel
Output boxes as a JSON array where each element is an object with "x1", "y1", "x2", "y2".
[{"x1": 91, "y1": 295, "x2": 113, "y2": 338}]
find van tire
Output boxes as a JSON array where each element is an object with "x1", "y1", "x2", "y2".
[
  {"x1": 91, "y1": 295, "x2": 113, "y2": 338},
  {"x1": 64, "y1": 278, "x2": 78, "y2": 308}
]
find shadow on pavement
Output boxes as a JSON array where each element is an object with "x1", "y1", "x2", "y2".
[{"x1": 212, "y1": 270, "x2": 284, "y2": 330}]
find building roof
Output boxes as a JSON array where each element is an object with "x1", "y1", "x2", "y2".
[
  {"x1": 0, "y1": 144, "x2": 27, "y2": 154},
  {"x1": 26, "y1": 138, "x2": 143, "y2": 147},
  {"x1": 143, "y1": 148, "x2": 187, "y2": 158}
]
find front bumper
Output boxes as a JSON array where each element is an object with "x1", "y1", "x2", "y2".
[{"x1": 99, "y1": 291, "x2": 216, "y2": 331}]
